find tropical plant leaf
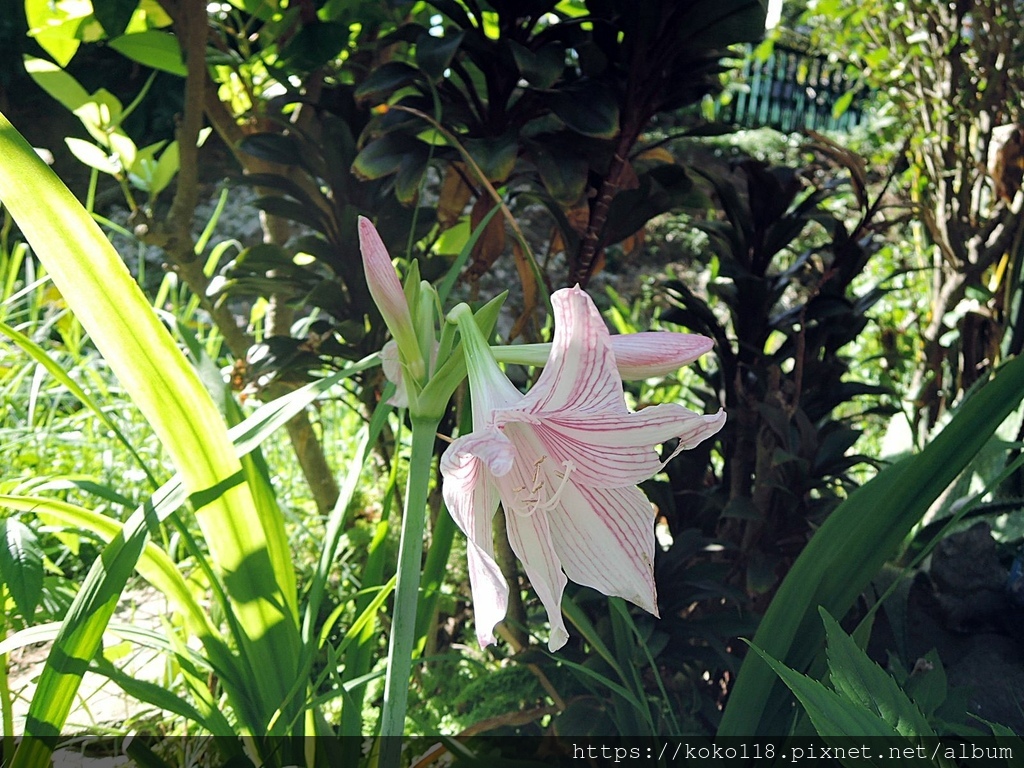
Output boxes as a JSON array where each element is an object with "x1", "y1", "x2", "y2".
[
  {"x1": 0, "y1": 112, "x2": 386, "y2": 760},
  {"x1": 719, "y1": 352, "x2": 1024, "y2": 737},
  {"x1": 745, "y1": 642, "x2": 907, "y2": 744},
  {"x1": 820, "y1": 608, "x2": 934, "y2": 738},
  {"x1": 0, "y1": 517, "x2": 44, "y2": 619},
  {"x1": 108, "y1": 31, "x2": 187, "y2": 76},
  {"x1": 93, "y1": 0, "x2": 138, "y2": 38}
]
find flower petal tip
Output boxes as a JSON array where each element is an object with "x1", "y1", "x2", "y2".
[
  {"x1": 477, "y1": 630, "x2": 498, "y2": 650},
  {"x1": 547, "y1": 627, "x2": 570, "y2": 652}
]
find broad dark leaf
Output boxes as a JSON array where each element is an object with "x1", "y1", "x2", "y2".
[
  {"x1": 278, "y1": 22, "x2": 351, "y2": 73},
  {"x1": 251, "y1": 195, "x2": 327, "y2": 232},
  {"x1": 351, "y1": 133, "x2": 422, "y2": 181},
  {"x1": 415, "y1": 30, "x2": 465, "y2": 80},
  {"x1": 93, "y1": 0, "x2": 138, "y2": 38},
  {"x1": 354, "y1": 61, "x2": 420, "y2": 101},
  {"x1": 394, "y1": 149, "x2": 429, "y2": 204},
  {"x1": 465, "y1": 132, "x2": 519, "y2": 183},
  {"x1": 526, "y1": 140, "x2": 588, "y2": 205},
  {"x1": 675, "y1": 0, "x2": 767, "y2": 48},
  {"x1": 550, "y1": 81, "x2": 620, "y2": 139},
  {"x1": 509, "y1": 40, "x2": 564, "y2": 89},
  {"x1": 0, "y1": 517, "x2": 44, "y2": 620},
  {"x1": 238, "y1": 133, "x2": 304, "y2": 167}
]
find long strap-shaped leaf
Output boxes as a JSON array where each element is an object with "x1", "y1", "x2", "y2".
[
  {"x1": 3, "y1": 364, "x2": 369, "y2": 764},
  {"x1": 0, "y1": 111, "x2": 338, "y2": 754},
  {"x1": 718, "y1": 352, "x2": 1024, "y2": 736}
]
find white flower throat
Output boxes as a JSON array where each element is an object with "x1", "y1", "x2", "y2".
[{"x1": 510, "y1": 455, "x2": 576, "y2": 517}]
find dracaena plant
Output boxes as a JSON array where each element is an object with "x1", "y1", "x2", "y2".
[
  {"x1": 352, "y1": 0, "x2": 767, "y2": 298},
  {"x1": 660, "y1": 147, "x2": 900, "y2": 599}
]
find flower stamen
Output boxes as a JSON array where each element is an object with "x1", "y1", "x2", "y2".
[{"x1": 512, "y1": 459, "x2": 576, "y2": 518}]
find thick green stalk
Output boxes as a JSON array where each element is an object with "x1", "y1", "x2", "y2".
[{"x1": 379, "y1": 417, "x2": 440, "y2": 757}]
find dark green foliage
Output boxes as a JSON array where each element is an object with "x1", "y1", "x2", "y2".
[
  {"x1": 216, "y1": 91, "x2": 436, "y2": 383},
  {"x1": 352, "y1": 0, "x2": 767, "y2": 288},
  {"x1": 660, "y1": 149, "x2": 896, "y2": 602}
]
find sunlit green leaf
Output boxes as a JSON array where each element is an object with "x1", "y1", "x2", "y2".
[
  {"x1": 720, "y1": 352, "x2": 1024, "y2": 737},
  {"x1": 821, "y1": 608, "x2": 933, "y2": 737},
  {"x1": 23, "y1": 56, "x2": 90, "y2": 112},
  {"x1": 64, "y1": 137, "x2": 119, "y2": 175},
  {"x1": 108, "y1": 31, "x2": 186, "y2": 76},
  {"x1": 0, "y1": 110, "x2": 300, "y2": 763}
]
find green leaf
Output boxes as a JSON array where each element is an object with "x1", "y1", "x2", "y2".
[
  {"x1": 526, "y1": 140, "x2": 587, "y2": 205},
  {"x1": 251, "y1": 195, "x2": 327, "y2": 232},
  {"x1": 820, "y1": 608, "x2": 934, "y2": 737},
  {"x1": 394, "y1": 148, "x2": 429, "y2": 204},
  {"x1": 0, "y1": 110, "x2": 301, "y2": 763},
  {"x1": 0, "y1": 319, "x2": 157, "y2": 484},
  {"x1": 675, "y1": 0, "x2": 768, "y2": 48},
  {"x1": 1, "y1": 360, "x2": 375, "y2": 765},
  {"x1": 354, "y1": 61, "x2": 420, "y2": 101},
  {"x1": 903, "y1": 650, "x2": 947, "y2": 718},
  {"x1": 126, "y1": 139, "x2": 169, "y2": 190},
  {"x1": 509, "y1": 40, "x2": 564, "y2": 89},
  {"x1": 832, "y1": 90, "x2": 855, "y2": 119},
  {"x1": 65, "y1": 137, "x2": 119, "y2": 175},
  {"x1": 108, "y1": 31, "x2": 187, "y2": 76},
  {"x1": 351, "y1": 133, "x2": 421, "y2": 181},
  {"x1": 23, "y1": 56, "x2": 90, "y2": 112},
  {"x1": 465, "y1": 132, "x2": 518, "y2": 184},
  {"x1": 238, "y1": 132, "x2": 304, "y2": 167},
  {"x1": 0, "y1": 517, "x2": 44, "y2": 619},
  {"x1": 550, "y1": 82, "x2": 620, "y2": 139},
  {"x1": 73, "y1": 89, "x2": 125, "y2": 143},
  {"x1": 24, "y1": 0, "x2": 88, "y2": 66},
  {"x1": 746, "y1": 642, "x2": 907, "y2": 744},
  {"x1": 277, "y1": 21, "x2": 350, "y2": 72},
  {"x1": 719, "y1": 352, "x2": 1024, "y2": 737},
  {"x1": 93, "y1": 0, "x2": 139, "y2": 38},
  {"x1": 148, "y1": 140, "x2": 180, "y2": 197},
  {"x1": 415, "y1": 30, "x2": 465, "y2": 79},
  {"x1": 0, "y1": 494, "x2": 215, "y2": 640}
]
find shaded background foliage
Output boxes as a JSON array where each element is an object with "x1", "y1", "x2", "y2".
[{"x1": 3, "y1": 0, "x2": 1024, "y2": 752}]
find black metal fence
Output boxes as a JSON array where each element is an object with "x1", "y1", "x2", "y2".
[{"x1": 717, "y1": 43, "x2": 867, "y2": 133}]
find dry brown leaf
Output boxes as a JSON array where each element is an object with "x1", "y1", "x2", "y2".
[
  {"x1": 548, "y1": 202, "x2": 589, "y2": 256},
  {"x1": 437, "y1": 162, "x2": 474, "y2": 229},
  {"x1": 466, "y1": 195, "x2": 506, "y2": 280},
  {"x1": 617, "y1": 226, "x2": 645, "y2": 256},
  {"x1": 509, "y1": 238, "x2": 539, "y2": 340},
  {"x1": 636, "y1": 145, "x2": 676, "y2": 165}
]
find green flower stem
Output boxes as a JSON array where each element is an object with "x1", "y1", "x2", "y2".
[{"x1": 379, "y1": 415, "x2": 441, "y2": 757}]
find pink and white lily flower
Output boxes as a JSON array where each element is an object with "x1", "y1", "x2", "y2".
[
  {"x1": 491, "y1": 332, "x2": 713, "y2": 380},
  {"x1": 441, "y1": 286, "x2": 726, "y2": 651},
  {"x1": 358, "y1": 216, "x2": 426, "y2": 383}
]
